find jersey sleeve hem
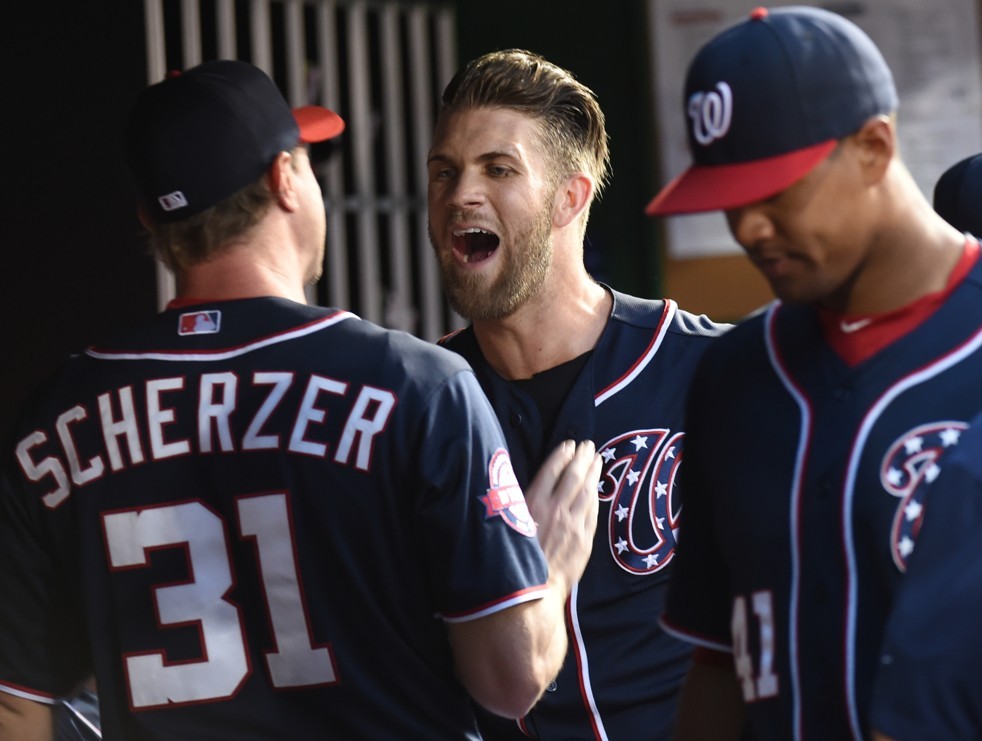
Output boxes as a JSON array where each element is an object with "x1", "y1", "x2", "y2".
[
  {"x1": 659, "y1": 614, "x2": 732, "y2": 653},
  {"x1": 0, "y1": 681, "x2": 59, "y2": 705},
  {"x1": 439, "y1": 584, "x2": 547, "y2": 624}
]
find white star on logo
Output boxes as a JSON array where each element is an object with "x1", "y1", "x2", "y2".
[
  {"x1": 665, "y1": 446, "x2": 676, "y2": 460},
  {"x1": 615, "y1": 505, "x2": 629, "y2": 521},
  {"x1": 656, "y1": 516, "x2": 665, "y2": 529},
  {"x1": 598, "y1": 480, "x2": 606, "y2": 494},
  {"x1": 940, "y1": 428, "x2": 961, "y2": 447},
  {"x1": 601, "y1": 447, "x2": 616, "y2": 462},
  {"x1": 925, "y1": 463, "x2": 941, "y2": 484},
  {"x1": 904, "y1": 436, "x2": 924, "y2": 455},
  {"x1": 627, "y1": 470, "x2": 640, "y2": 485},
  {"x1": 898, "y1": 536, "x2": 915, "y2": 557},
  {"x1": 904, "y1": 500, "x2": 923, "y2": 522},
  {"x1": 631, "y1": 435, "x2": 648, "y2": 450},
  {"x1": 643, "y1": 553, "x2": 660, "y2": 568},
  {"x1": 655, "y1": 481, "x2": 668, "y2": 498},
  {"x1": 615, "y1": 537, "x2": 628, "y2": 553},
  {"x1": 886, "y1": 468, "x2": 903, "y2": 487}
]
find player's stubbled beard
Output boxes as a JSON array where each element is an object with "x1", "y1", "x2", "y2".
[{"x1": 431, "y1": 198, "x2": 553, "y2": 321}]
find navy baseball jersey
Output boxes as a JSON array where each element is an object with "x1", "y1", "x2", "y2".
[
  {"x1": 0, "y1": 297, "x2": 547, "y2": 740},
  {"x1": 441, "y1": 289, "x2": 727, "y2": 740},
  {"x1": 870, "y1": 406, "x2": 982, "y2": 740},
  {"x1": 663, "y1": 251, "x2": 982, "y2": 740}
]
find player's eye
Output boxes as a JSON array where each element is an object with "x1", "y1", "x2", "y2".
[{"x1": 430, "y1": 167, "x2": 454, "y2": 181}]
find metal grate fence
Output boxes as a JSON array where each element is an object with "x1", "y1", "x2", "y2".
[{"x1": 143, "y1": 0, "x2": 462, "y2": 341}]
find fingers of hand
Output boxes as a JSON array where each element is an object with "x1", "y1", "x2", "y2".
[
  {"x1": 581, "y1": 452, "x2": 602, "y2": 533},
  {"x1": 525, "y1": 440, "x2": 576, "y2": 514},
  {"x1": 562, "y1": 443, "x2": 600, "y2": 541},
  {"x1": 529, "y1": 441, "x2": 599, "y2": 554},
  {"x1": 541, "y1": 441, "x2": 600, "y2": 582},
  {"x1": 554, "y1": 440, "x2": 597, "y2": 509}
]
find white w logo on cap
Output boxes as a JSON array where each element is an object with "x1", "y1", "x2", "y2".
[{"x1": 688, "y1": 82, "x2": 733, "y2": 146}]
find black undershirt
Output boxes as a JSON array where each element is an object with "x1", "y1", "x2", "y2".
[{"x1": 512, "y1": 350, "x2": 592, "y2": 446}]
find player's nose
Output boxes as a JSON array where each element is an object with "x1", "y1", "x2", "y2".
[
  {"x1": 725, "y1": 205, "x2": 775, "y2": 250},
  {"x1": 444, "y1": 168, "x2": 487, "y2": 210}
]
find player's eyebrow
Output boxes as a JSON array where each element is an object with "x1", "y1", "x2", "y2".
[
  {"x1": 426, "y1": 152, "x2": 452, "y2": 166},
  {"x1": 476, "y1": 147, "x2": 523, "y2": 162},
  {"x1": 426, "y1": 147, "x2": 525, "y2": 166}
]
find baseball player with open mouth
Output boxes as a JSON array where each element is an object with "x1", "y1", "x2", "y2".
[{"x1": 0, "y1": 59, "x2": 600, "y2": 739}]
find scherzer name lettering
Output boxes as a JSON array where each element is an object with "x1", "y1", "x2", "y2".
[{"x1": 16, "y1": 371, "x2": 397, "y2": 508}]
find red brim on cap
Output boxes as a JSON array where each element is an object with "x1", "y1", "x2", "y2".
[
  {"x1": 645, "y1": 139, "x2": 838, "y2": 216},
  {"x1": 294, "y1": 105, "x2": 346, "y2": 142}
]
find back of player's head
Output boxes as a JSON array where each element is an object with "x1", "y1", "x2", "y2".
[
  {"x1": 934, "y1": 153, "x2": 982, "y2": 237},
  {"x1": 438, "y1": 49, "x2": 611, "y2": 197},
  {"x1": 124, "y1": 59, "x2": 344, "y2": 225},
  {"x1": 646, "y1": 5, "x2": 897, "y2": 216}
]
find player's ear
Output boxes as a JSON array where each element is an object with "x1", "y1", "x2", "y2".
[
  {"x1": 851, "y1": 114, "x2": 894, "y2": 185},
  {"x1": 267, "y1": 150, "x2": 300, "y2": 211},
  {"x1": 553, "y1": 172, "x2": 594, "y2": 229},
  {"x1": 136, "y1": 204, "x2": 154, "y2": 231}
]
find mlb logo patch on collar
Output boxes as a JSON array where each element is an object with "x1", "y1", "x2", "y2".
[{"x1": 178, "y1": 310, "x2": 222, "y2": 336}]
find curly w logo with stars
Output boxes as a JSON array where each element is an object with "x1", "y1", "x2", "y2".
[
  {"x1": 597, "y1": 429, "x2": 683, "y2": 574},
  {"x1": 880, "y1": 421, "x2": 966, "y2": 571}
]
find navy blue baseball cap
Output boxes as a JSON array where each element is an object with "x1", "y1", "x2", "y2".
[
  {"x1": 124, "y1": 59, "x2": 345, "y2": 223},
  {"x1": 933, "y1": 153, "x2": 982, "y2": 236},
  {"x1": 646, "y1": 6, "x2": 898, "y2": 216}
]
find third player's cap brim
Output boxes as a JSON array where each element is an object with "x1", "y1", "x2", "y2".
[{"x1": 645, "y1": 139, "x2": 838, "y2": 216}]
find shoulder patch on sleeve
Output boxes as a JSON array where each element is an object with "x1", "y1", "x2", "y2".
[{"x1": 481, "y1": 449, "x2": 536, "y2": 537}]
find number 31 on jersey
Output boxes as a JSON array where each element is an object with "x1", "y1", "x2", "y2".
[{"x1": 103, "y1": 493, "x2": 336, "y2": 709}]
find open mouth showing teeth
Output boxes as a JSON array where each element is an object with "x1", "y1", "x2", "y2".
[{"x1": 452, "y1": 227, "x2": 500, "y2": 263}]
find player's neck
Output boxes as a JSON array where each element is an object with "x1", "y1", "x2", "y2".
[
  {"x1": 472, "y1": 274, "x2": 610, "y2": 380},
  {"x1": 820, "y1": 204, "x2": 966, "y2": 316},
  {"x1": 176, "y1": 238, "x2": 311, "y2": 305}
]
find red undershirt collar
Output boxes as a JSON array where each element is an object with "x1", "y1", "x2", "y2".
[
  {"x1": 166, "y1": 296, "x2": 213, "y2": 310},
  {"x1": 816, "y1": 236, "x2": 979, "y2": 367}
]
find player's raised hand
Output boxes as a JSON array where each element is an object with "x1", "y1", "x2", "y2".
[
  {"x1": 446, "y1": 440, "x2": 600, "y2": 718},
  {"x1": 525, "y1": 440, "x2": 601, "y2": 592}
]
